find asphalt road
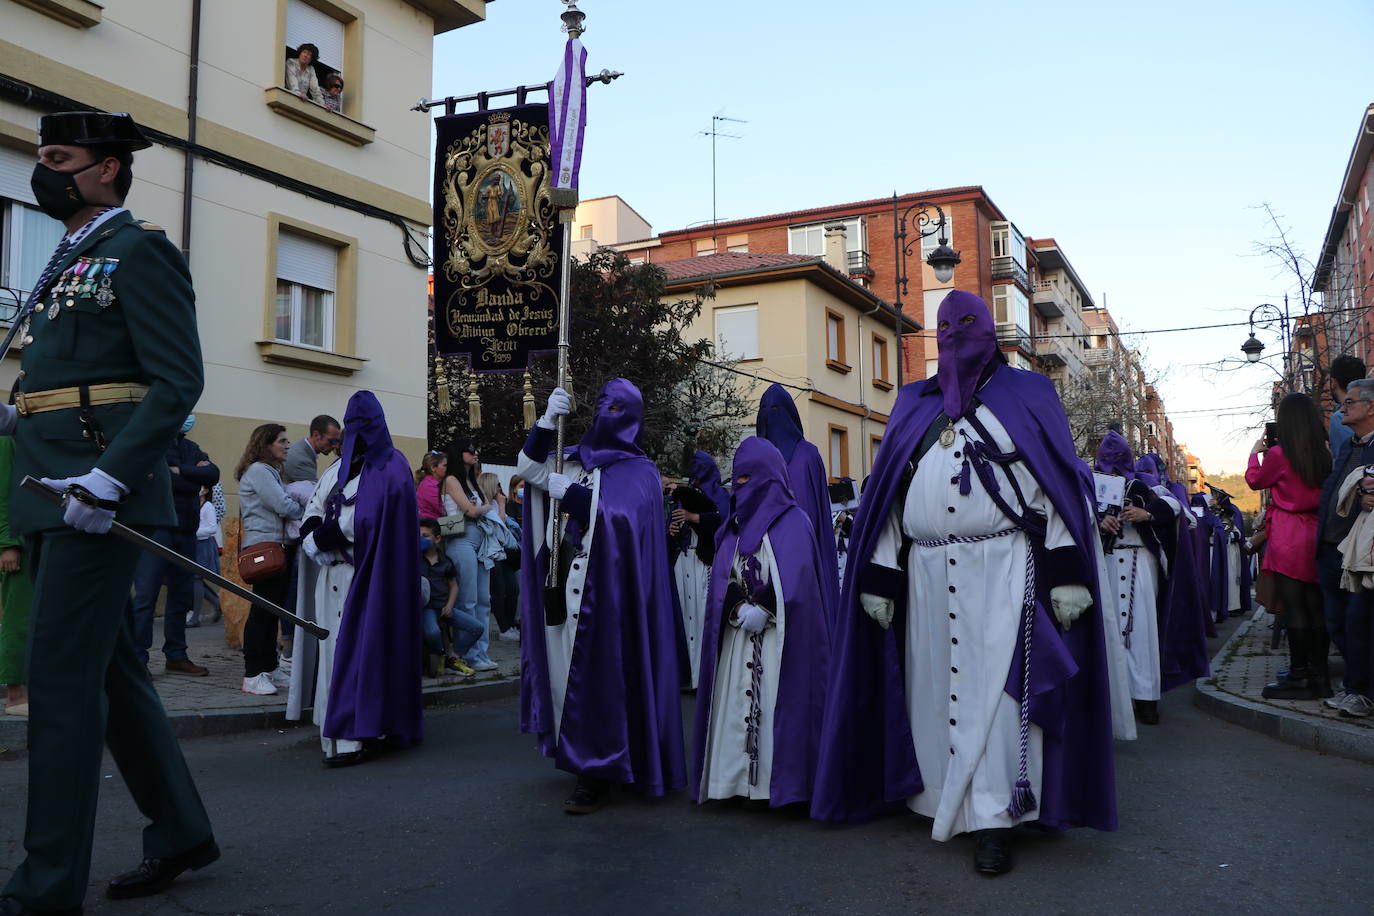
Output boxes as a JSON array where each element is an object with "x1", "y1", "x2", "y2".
[{"x1": 2, "y1": 680, "x2": 1373, "y2": 914}]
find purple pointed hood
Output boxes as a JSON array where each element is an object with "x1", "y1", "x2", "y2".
[
  {"x1": 576, "y1": 378, "x2": 646, "y2": 470},
  {"x1": 327, "y1": 390, "x2": 391, "y2": 513},
  {"x1": 1134, "y1": 456, "x2": 1160, "y2": 488},
  {"x1": 935, "y1": 289, "x2": 1001, "y2": 419},
  {"x1": 688, "y1": 449, "x2": 731, "y2": 519},
  {"x1": 728, "y1": 437, "x2": 797, "y2": 555},
  {"x1": 1093, "y1": 430, "x2": 1134, "y2": 477},
  {"x1": 756, "y1": 383, "x2": 805, "y2": 462}
]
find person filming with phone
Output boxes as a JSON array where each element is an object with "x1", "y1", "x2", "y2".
[{"x1": 1247, "y1": 392, "x2": 1330, "y2": 701}]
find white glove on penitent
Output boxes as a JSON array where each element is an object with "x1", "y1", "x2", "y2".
[
  {"x1": 548, "y1": 472, "x2": 571, "y2": 500},
  {"x1": 1050, "y1": 584, "x2": 1093, "y2": 630},
  {"x1": 860, "y1": 592, "x2": 894, "y2": 630},
  {"x1": 736, "y1": 602, "x2": 770, "y2": 634},
  {"x1": 537, "y1": 387, "x2": 572, "y2": 430}
]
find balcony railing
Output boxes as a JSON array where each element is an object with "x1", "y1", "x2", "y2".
[
  {"x1": 1031, "y1": 279, "x2": 1067, "y2": 318},
  {"x1": 996, "y1": 322, "x2": 1033, "y2": 355},
  {"x1": 846, "y1": 249, "x2": 873, "y2": 277},
  {"x1": 991, "y1": 256, "x2": 1029, "y2": 287}
]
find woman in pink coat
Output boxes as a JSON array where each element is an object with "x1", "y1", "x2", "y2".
[{"x1": 1246, "y1": 393, "x2": 1330, "y2": 700}]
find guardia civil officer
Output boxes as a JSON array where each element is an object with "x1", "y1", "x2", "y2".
[{"x1": 0, "y1": 112, "x2": 217, "y2": 916}]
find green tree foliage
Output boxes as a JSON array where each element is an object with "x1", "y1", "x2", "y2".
[{"x1": 429, "y1": 248, "x2": 754, "y2": 473}]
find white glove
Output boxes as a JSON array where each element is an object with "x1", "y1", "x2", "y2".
[
  {"x1": 548, "y1": 472, "x2": 571, "y2": 500},
  {"x1": 1050, "y1": 584, "x2": 1092, "y2": 630},
  {"x1": 0, "y1": 404, "x2": 15, "y2": 437},
  {"x1": 860, "y1": 592, "x2": 894, "y2": 630},
  {"x1": 537, "y1": 387, "x2": 572, "y2": 430},
  {"x1": 40, "y1": 468, "x2": 128, "y2": 535},
  {"x1": 736, "y1": 602, "x2": 770, "y2": 634}
]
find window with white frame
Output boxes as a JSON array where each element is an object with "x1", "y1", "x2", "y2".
[
  {"x1": 992, "y1": 284, "x2": 1009, "y2": 323},
  {"x1": 920, "y1": 212, "x2": 952, "y2": 258},
  {"x1": 0, "y1": 146, "x2": 64, "y2": 321},
  {"x1": 789, "y1": 218, "x2": 865, "y2": 257},
  {"x1": 275, "y1": 229, "x2": 337, "y2": 349},
  {"x1": 714, "y1": 304, "x2": 759, "y2": 360},
  {"x1": 989, "y1": 221, "x2": 1026, "y2": 267}
]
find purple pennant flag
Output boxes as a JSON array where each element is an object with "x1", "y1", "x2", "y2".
[{"x1": 549, "y1": 37, "x2": 587, "y2": 191}]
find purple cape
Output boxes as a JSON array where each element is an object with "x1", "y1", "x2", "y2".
[
  {"x1": 1158, "y1": 506, "x2": 1213, "y2": 691},
  {"x1": 810, "y1": 363, "x2": 1117, "y2": 831},
  {"x1": 321, "y1": 391, "x2": 424, "y2": 746},
  {"x1": 1221, "y1": 501, "x2": 1253, "y2": 614},
  {"x1": 755, "y1": 384, "x2": 840, "y2": 617},
  {"x1": 1192, "y1": 494, "x2": 1229, "y2": 623},
  {"x1": 518, "y1": 380, "x2": 686, "y2": 794},
  {"x1": 691, "y1": 438, "x2": 830, "y2": 805}
]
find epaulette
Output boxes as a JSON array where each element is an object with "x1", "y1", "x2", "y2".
[{"x1": 135, "y1": 220, "x2": 164, "y2": 231}]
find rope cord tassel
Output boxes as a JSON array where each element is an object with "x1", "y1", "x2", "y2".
[{"x1": 1004, "y1": 539, "x2": 1038, "y2": 820}]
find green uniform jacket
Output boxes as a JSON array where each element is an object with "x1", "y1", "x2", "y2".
[{"x1": 11, "y1": 210, "x2": 203, "y2": 535}]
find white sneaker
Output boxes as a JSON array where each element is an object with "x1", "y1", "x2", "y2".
[
  {"x1": 279, "y1": 655, "x2": 293, "y2": 674},
  {"x1": 1339, "y1": 693, "x2": 1374, "y2": 718},
  {"x1": 241, "y1": 673, "x2": 278, "y2": 696},
  {"x1": 267, "y1": 667, "x2": 291, "y2": 688},
  {"x1": 470, "y1": 658, "x2": 499, "y2": 672},
  {"x1": 499, "y1": 628, "x2": 521, "y2": 642},
  {"x1": 1323, "y1": 689, "x2": 1350, "y2": 711}
]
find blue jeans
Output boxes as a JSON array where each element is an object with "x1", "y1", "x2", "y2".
[
  {"x1": 444, "y1": 525, "x2": 491, "y2": 662},
  {"x1": 1319, "y1": 543, "x2": 1348, "y2": 657},
  {"x1": 189, "y1": 537, "x2": 221, "y2": 621},
  {"x1": 421, "y1": 606, "x2": 483, "y2": 658},
  {"x1": 131, "y1": 527, "x2": 196, "y2": 663}
]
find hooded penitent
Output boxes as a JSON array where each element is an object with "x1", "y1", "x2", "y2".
[
  {"x1": 692, "y1": 437, "x2": 831, "y2": 805},
  {"x1": 1094, "y1": 431, "x2": 1135, "y2": 478},
  {"x1": 755, "y1": 383, "x2": 839, "y2": 618},
  {"x1": 1190, "y1": 492, "x2": 1229, "y2": 623},
  {"x1": 518, "y1": 378, "x2": 686, "y2": 794},
  {"x1": 811, "y1": 289, "x2": 1116, "y2": 831},
  {"x1": 320, "y1": 390, "x2": 424, "y2": 746},
  {"x1": 935, "y1": 289, "x2": 1004, "y2": 420},
  {"x1": 1133, "y1": 456, "x2": 1160, "y2": 488}
]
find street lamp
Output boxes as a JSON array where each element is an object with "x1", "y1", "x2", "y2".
[
  {"x1": 891, "y1": 194, "x2": 962, "y2": 386},
  {"x1": 1239, "y1": 299, "x2": 1293, "y2": 384}
]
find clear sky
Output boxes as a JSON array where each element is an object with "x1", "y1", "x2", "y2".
[{"x1": 433, "y1": 0, "x2": 1374, "y2": 474}]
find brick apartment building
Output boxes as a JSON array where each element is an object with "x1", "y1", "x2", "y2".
[{"x1": 1315, "y1": 103, "x2": 1374, "y2": 390}]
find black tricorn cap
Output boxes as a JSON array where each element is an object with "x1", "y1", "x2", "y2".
[{"x1": 39, "y1": 111, "x2": 151, "y2": 151}]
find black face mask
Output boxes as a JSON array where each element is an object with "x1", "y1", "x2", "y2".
[{"x1": 30, "y1": 160, "x2": 100, "y2": 221}]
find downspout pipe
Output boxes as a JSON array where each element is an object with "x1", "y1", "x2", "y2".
[{"x1": 181, "y1": 0, "x2": 202, "y2": 257}]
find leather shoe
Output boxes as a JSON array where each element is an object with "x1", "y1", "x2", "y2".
[
  {"x1": 106, "y1": 837, "x2": 220, "y2": 899},
  {"x1": 0, "y1": 896, "x2": 81, "y2": 915},
  {"x1": 1133, "y1": 699, "x2": 1160, "y2": 725},
  {"x1": 165, "y1": 659, "x2": 209, "y2": 677},
  {"x1": 323, "y1": 750, "x2": 365, "y2": 768},
  {"x1": 563, "y1": 776, "x2": 610, "y2": 814},
  {"x1": 973, "y1": 828, "x2": 1013, "y2": 875}
]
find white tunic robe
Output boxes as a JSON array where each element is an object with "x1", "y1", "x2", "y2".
[
  {"x1": 674, "y1": 532, "x2": 710, "y2": 689},
  {"x1": 872, "y1": 407, "x2": 1073, "y2": 842},
  {"x1": 288, "y1": 461, "x2": 362, "y2": 758},
  {"x1": 1110, "y1": 521, "x2": 1164, "y2": 703},
  {"x1": 515, "y1": 448, "x2": 602, "y2": 744},
  {"x1": 1226, "y1": 538, "x2": 1243, "y2": 612},
  {"x1": 698, "y1": 535, "x2": 786, "y2": 801}
]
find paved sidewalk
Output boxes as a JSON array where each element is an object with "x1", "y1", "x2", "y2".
[
  {"x1": 0, "y1": 617, "x2": 522, "y2": 754},
  {"x1": 1194, "y1": 605, "x2": 1374, "y2": 765}
]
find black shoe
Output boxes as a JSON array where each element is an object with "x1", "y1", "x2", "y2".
[
  {"x1": 973, "y1": 829, "x2": 1013, "y2": 875},
  {"x1": 563, "y1": 776, "x2": 610, "y2": 815},
  {"x1": 1135, "y1": 700, "x2": 1160, "y2": 725},
  {"x1": 323, "y1": 750, "x2": 366, "y2": 768},
  {"x1": 105, "y1": 837, "x2": 220, "y2": 900},
  {"x1": 1262, "y1": 675, "x2": 1322, "y2": 700}
]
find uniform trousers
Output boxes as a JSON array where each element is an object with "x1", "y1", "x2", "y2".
[{"x1": 4, "y1": 528, "x2": 212, "y2": 911}]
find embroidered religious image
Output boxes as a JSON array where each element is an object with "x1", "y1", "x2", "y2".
[{"x1": 474, "y1": 168, "x2": 522, "y2": 250}]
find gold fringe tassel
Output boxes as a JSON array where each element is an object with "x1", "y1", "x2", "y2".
[
  {"x1": 522, "y1": 370, "x2": 536, "y2": 429},
  {"x1": 434, "y1": 353, "x2": 451, "y2": 414},
  {"x1": 467, "y1": 371, "x2": 481, "y2": 429}
]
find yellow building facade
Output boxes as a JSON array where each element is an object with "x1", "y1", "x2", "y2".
[{"x1": 0, "y1": 0, "x2": 486, "y2": 493}]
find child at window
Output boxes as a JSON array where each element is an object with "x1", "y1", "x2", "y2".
[{"x1": 323, "y1": 74, "x2": 344, "y2": 113}]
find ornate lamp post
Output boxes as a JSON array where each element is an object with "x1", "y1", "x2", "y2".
[
  {"x1": 891, "y1": 194, "x2": 961, "y2": 386},
  {"x1": 1239, "y1": 298, "x2": 1295, "y2": 390}
]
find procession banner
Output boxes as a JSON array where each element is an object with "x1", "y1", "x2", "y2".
[{"x1": 432, "y1": 103, "x2": 561, "y2": 372}]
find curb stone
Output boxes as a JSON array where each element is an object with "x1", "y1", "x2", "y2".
[{"x1": 1192, "y1": 609, "x2": 1374, "y2": 766}]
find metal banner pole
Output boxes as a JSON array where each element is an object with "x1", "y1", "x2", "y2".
[{"x1": 545, "y1": 211, "x2": 574, "y2": 592}]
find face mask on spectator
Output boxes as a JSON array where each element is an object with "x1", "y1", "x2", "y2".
[
  {"x1": 419, "y1": 536, "x2": 432, "y2": 552},
  {"x1": 516, "y1": 487, "x2": 524, "y2": 499}
]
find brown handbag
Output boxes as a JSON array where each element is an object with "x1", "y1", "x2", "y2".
[
  {"x1": 237, "y1": 497, "x2": 287, "y2": 584},
  {"x1": 237, "y1": 540, "x2": 287, "y2": 584}
]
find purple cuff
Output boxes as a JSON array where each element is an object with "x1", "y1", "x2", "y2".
[
  {"x1": 313, "y1": 518, "x2": 349, "y2": 552},
  {"x1": 1042, "y1": 545, "x2": 1089, "y2": 591},
  {"x1": 857, "y1": 562, "x2": 903, "y2": 601},
  {"x1": 560, "y1": 483, "x2": 593, "y2": 525},
  {"x1": 523, "y1": 425, "x2": 555, "y2": 463}
]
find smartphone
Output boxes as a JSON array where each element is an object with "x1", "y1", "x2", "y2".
[{"x1": 1264, "y1": 422, "x2": 1278, "y2": 448}]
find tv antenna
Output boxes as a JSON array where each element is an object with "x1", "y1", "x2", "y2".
[{"x1": 699, "y1": 113, "x2": 746, "y2": 247}]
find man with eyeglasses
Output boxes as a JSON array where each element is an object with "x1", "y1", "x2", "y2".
[
  {"x1": 283, "y1": 414, "x2": 342, "y2": 486},
  {"x1": 1316, "y1": 377, "x2": 1374, "y2": 717}
]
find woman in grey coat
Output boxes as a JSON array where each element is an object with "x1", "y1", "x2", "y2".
[{"x1": 235, "y1": 424, "x2": 305, "y2": 696}]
